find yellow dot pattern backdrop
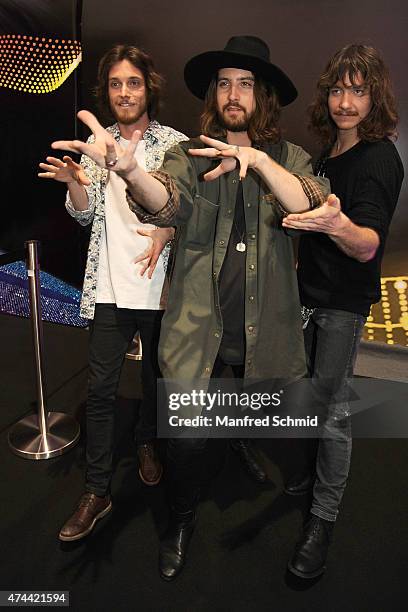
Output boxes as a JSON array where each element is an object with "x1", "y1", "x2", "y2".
[
  {"x1": 0, "y1": 34, "x2": 81, "y2": 93},
  {"x1": 365, "y1": 276, "x2": 408, "y2": 346}
]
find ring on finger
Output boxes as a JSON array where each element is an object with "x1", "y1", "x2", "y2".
[{"x1": 106, "y1": 156, "x2": 119, "y2": 168}]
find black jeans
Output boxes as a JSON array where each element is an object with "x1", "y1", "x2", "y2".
[
  {"x1": 86, "y1": 304, "x2": 163, "y2": 496},
  {"x1": 166, "y1": 357, "x2": 244, "y2": 513}
]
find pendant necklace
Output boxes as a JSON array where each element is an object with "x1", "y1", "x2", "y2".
[{"x1": 233, "y1": 219, "x2": 246, "y2": 252}]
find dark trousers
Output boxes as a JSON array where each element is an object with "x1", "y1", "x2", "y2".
[
  {"x1": 167, "y1": 357, "x2": 244, "y2": 513},
  {"x1": 86, "y1": 303, "x2": 163, "y2": 496},
  {"x1": 302, "y1": 308, "x2": 366, "y2": 521}
]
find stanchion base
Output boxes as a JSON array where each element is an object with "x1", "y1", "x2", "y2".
[{"x1": 8, "y1": 413, "x2": 80, "y2": 460}]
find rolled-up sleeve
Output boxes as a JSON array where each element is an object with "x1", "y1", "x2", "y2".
[
  {"x1": 126, "y1": 143, "x2": 198, "y2": 227},
  {"x1": 265, "y1": 143, "x2": 330, "y2": 215},
  {"x1": 126, "y1": 170, "x2": 180, "y2": 226}
]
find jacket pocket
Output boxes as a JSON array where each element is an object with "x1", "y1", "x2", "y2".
[{"x1": 183, "y1": 194, "x2": 219, "y2": 248}]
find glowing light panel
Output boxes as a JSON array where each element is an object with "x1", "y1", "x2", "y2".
[
  {"x1": 0, "y1": 34, "x2": 81, "y2": 93},
  {"x1": 365, "y1": 276, "x2": 408, "y2": 347}
]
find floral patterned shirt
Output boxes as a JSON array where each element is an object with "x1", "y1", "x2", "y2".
[{"x1": 65, "y1": 121, "x2": 188, "y2": 319}]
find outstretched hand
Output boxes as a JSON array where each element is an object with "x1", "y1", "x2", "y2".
[
  {"x1": 188, "y1": 134, "x2": 261, "y2": 181},
  {"x1": 133, "y1": 226, "x2": 175, "y2": 279},
  {"x1": 38, "y1": 155, "x2": 91, "y2": 185},
  {"x1": 282, "y1": 194, "x2": 345, "y2": 235},
  {"x1": 51, "y1": 110, "x2": 142, "y2": 175}
]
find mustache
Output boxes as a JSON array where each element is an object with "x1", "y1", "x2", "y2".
[{"x1": 223, "y1": 103, "x2": 246, "y2": 112}]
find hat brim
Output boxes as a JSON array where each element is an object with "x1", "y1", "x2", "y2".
[{"x1": 184, "y1": 50, "x2": 297, "y2": 106}]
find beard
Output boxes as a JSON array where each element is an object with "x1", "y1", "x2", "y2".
[
  {"x1": 111, "y1": 99, "x2": 148, "y2": 125},
  {"x1": 217, "y1": 106, "x2": 252, "y2": 132}
]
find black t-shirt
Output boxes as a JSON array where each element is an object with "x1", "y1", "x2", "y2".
[
  {"x1": 298, "y1": 139, "x2": 404, "y2": 316},
  {"x1": 218, "y1": 182, "x2": 246, "y2": 365}
]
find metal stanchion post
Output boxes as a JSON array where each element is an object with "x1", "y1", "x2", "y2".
[{"x1": 8, "y1": 241, "x2": 81, "y2": 459}]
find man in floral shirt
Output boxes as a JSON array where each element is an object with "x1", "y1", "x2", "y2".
[{"x1": 39, "y1": 44, "x2": 187, "y2": 541}]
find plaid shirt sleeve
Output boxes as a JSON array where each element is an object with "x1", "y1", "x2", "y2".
[
  {"x1": 293, "y1": 174, "x2": 326, "y2": 209},
  {"x1": 265, "y1": 174, "x2": 326, "y2": 217},
  {"x1": 126, "y1": 170, "x2": 180, "y2": 227}
]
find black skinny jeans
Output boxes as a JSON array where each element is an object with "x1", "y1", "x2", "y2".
[{"x1": 86, "y1": 304, "x2": 163, "y2": 496}]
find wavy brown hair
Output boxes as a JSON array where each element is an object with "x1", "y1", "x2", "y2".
[
  {"x1": 200, "y1": 75, "x2": 281, "y2": 144},
  {"x1": 309, "y1": 44, "x2": 398, "y2": 146},
  {"x1": 94, "y1": 44, "x2": 164, "y2": 124}
]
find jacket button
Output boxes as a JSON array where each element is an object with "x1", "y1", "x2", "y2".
[
  {"x1": 214, "y1": 331, "x2": 220, "y2": 338},
  {"x1": 250, "y1": 233, "x2": 256, "y2": 240},
  {"x1": 249, "y1": 264, "x2": 255, "y2": 270},
  {"x1": 205, "y1": 366, "x2": 211, "y2": 373},
  {"x1": 249, "y1": 295, "x2": 254, "y2": 301},
  {"x1": 219, "y1": 240, "x2": 225, "y2": 246},
  {"x1": 248, "y1": 325, "x2": 254, "y2": 332}
]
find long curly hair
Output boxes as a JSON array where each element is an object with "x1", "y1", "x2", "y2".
[
  {"x1": 309, "y1": 44, "x2": 398, "y2": 146},
  {"x1": 200, "y1": 74, "x2": 281, "y2": 144},
  {"x1": 94, "y1": 44, "x2": 164, "y2": 124}
]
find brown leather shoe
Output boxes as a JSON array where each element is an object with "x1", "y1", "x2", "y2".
[
  {"x1": 58, "y1": 492, "x2": 112, "y2": 542},
  {"x1": 137, "y1": 442, "x2": 163, "y2": 486}
]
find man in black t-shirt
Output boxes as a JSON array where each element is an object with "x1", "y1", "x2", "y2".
[{"x1": 282, "y1": 44, "x2": 404, "y2": 579}]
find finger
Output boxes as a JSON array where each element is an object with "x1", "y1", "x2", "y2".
[
  {"x1": 199, "y1": 134, "x2": 229, "y2": 150},
  {"x1": 77, "y1": 110, "x2": 106, "y2": 136},
  {"x1": 238, "y1": 156, "x2": 248, "y2": 180},
  {"x1": 282, "y1": 220, "x2": 318, "y2": 231},
  {"x1": 203, "y1": 163, "x2": 227, "y2": 181},
  {"x1": 189, "y1": 147, "x2": 220, "y2": 158},
  {"x1": 39, "y1": 163, "x2": 59, "y2": 172},
  {"x1": 130, "y1": 129, "x2": 142, "y2": 146},
  {"x1": 134, "y1": 250, "x2": 151, "y2": 264},
  {"x1": 63, "y1": 155, "x2": 80, "y2": 168},
  {"x1": 327, "y1": 193, "x2": 340, "y2": 208},
  {"x1": 46, "y1": 156, "x2": 66, "y2": 167},
  {"x1": 284, "y1": 205, "x2": 328, "y2": 222},
  {"x1": 147, "y1": 259, "x2": 158, "y2": 279},
  {"x1": 77, "y1": 172, "x2": 91, "y2": 186},
  {"x1": 136, "y1": 227, "x2": 154, "y2": 238},
  {"x1": 51, "y1": 139, "x2": 87, "y2": 154},
  {"x1": 38, "y1": 172, "x2": 56, "y2": 179}
]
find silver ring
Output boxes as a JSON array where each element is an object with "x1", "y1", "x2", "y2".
[{"x1": 106, "y1": 156, "x2": 118, "y2": 168}]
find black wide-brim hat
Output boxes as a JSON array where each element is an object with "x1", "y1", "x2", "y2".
[{"x1": 184, "y1": 35, "x2": 297, "y2": 106}]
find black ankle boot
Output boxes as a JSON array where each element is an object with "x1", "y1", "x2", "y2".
[
  {"x1": 230, "y1": 439, "x2": 267, "y2": 483},
  {"x1": 288, "y1": 514, "x2": 334, "y2": 578},
  {"x1": 159, "y1": 509, "x2": 196, "y2": 581}
]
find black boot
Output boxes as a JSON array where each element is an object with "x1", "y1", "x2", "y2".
[
  {"x1": 230, "y1": 439, "x2": 267, "y2": 483},
  {"x1": 288, "y1": 514, "x2": 334, "y2": 578},
  {"x1": 284, "y1": 470, "x2": 315, "y2": 496},
  {"x1": 159, "y1": 509, "x2": 196, "y2": 581}
]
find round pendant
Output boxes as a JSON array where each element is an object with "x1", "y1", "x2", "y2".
[{"x1": 236, "y1": 242, "x2": 246, "y2": 252}]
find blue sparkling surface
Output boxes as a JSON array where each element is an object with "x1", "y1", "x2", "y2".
[{"x1": 0, "y1": 261, "x2": 87, "y2": 327}]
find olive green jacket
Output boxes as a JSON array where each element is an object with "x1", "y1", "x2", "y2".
[{"x1": 128, "y1": 139, "x2": 329, "y2": 382}]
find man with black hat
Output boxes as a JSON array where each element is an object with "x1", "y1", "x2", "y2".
[{"x1": 52, "y1": 35, "x2": 329, "y2": 580}]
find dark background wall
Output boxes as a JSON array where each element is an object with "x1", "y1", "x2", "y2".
[{"x1": 1, "y1": 0, "x2": 407, "y2": 280}]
